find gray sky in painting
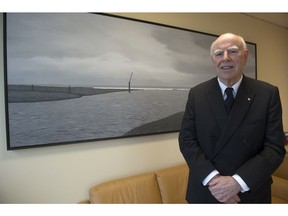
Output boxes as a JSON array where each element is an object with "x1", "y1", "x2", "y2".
[{"x1": 6, "y1": 13, "x2": 256, "y2": 88}]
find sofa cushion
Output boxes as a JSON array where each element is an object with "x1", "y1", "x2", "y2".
[
  {"x1": 89, "y1": 173, "x2": 162, "y2": 203},
  {"x1": 155, "y1": 164, "x2": 189, "y2": 203}
]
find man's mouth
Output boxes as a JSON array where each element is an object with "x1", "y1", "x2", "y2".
[{"x1": 220, "y1": 65, "x2": 234, "y2": 70}]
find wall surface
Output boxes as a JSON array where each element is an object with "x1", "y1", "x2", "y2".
[{"x1": 0, "y1": 13, "x2": 287, "y2": 203}]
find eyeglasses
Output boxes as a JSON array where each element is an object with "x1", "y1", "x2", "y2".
[{"x1": 213, "y1": 46, "x2": 240, "y2": 58}]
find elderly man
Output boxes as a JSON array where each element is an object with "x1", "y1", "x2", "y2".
[{"x1": 179, "y1": 33, "x2": 286, "y2": 203}]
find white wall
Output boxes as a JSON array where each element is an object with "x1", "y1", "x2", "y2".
[{"x1": 0, "y1": 13, "x2": 287, "y2": 203}]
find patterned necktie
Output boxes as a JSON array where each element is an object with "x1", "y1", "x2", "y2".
[{"x1": 225, "y1": 87, "x2": 234, "y2": 114}]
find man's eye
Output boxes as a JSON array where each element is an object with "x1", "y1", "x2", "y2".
[
  {"x1": 228, "y1": 49, "x2": 239, "y2": 55},
  {"x1": 214, "y1": 51, "x2": 223, "y2": 57}
]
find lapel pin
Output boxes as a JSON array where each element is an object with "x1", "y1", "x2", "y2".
[{"x1": 248, "y1": 98, "x2": 251, "y2": 101}]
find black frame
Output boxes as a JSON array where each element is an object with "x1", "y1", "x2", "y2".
[{"x1": 3, "y1": 13, "x2": 257, "y2": 150}]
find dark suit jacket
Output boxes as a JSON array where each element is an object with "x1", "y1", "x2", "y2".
[{"x1": 179, "y1": 75, "x2": 286, "y2": 203}]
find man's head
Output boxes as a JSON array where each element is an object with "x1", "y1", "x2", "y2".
[{"x1": 210, "y1": 33, "x2": 249, "y2": 86}]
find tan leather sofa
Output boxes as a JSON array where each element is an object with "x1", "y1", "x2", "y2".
[{"x1": 87, "y1": 155, "x2": 288, "y2": 204}]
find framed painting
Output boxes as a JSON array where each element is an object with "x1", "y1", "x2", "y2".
[{"x1": 3, "y1": 13, "x2": 257, "y2": 150}]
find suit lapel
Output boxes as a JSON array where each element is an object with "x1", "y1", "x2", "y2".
[
  {"x1": 207, "y1": 78, "x2": 228, "y2": 132},
  {"x1": 209, "y1": 76, "x2": 256, "y2": 159}
]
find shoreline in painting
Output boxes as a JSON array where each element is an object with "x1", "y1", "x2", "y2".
[
  {"x1": 124, "y1": 111, "x2": 184, "y2": 136},
  {"x1": 8, "y1": 84, "x2": 131, "y2": 103}
]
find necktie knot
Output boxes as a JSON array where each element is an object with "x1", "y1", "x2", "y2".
[
  {"x1": 225, "y1": 87, "x2": 234, "y2": 98},
  {"x1": 225, "y1": 87, "x2": 234, "y2": 114}
]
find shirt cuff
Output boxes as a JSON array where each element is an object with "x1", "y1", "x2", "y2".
[
  {"x1": 232, "y1": 174, "x2": 250, "y2": 193},
  {"x1": 202, "y1": 170, "x2": 219, "y2": 186}
]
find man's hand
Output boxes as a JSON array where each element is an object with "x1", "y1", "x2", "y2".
[
  {"x1": 208, "y1": 175, "x2": 241, "y2": 203},
  {"x1": 224, "y1": 195, "x2": 241, "y2": 204}
]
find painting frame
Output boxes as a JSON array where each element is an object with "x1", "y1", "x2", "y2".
[{"x1": 3, "y1": 13, "x2": 257, "y2": 150}]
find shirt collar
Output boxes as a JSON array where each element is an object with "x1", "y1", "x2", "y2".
[{"x1": 217, "y1": 75, "x2": 243, "y2": 98}]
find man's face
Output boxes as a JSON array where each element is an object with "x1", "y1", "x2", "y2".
[{"x1": 211, "y1": 35, "x2": 248, "y2": 86}]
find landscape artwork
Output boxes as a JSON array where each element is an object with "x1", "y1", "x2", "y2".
[{"x1": 4, "y1": 13, "x2": 257, "y2": 149}]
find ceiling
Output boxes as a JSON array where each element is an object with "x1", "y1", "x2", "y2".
[{"x1": 244, "y1": 13, "x2": 288, "y2": 29}]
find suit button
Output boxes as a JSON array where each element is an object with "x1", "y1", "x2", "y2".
[{"x1": 241, "y1": 139, "x2": 248, "y2": 143}]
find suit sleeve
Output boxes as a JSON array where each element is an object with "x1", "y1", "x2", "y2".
[
  {"x1": 179, "y1": 89, "x2": 216, "y2": 182},
  {"x1": 235, "y1": 87, "x2": 286, "y2": 191}
]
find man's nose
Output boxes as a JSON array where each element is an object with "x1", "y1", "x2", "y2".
[{"x1": 222, "y1": 50, "x2": 230, "y2": 60}]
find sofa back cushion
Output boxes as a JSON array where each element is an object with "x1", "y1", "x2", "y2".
[
  {"x1": 89, "y1": 173, "x2": 162, "y2": 203},
  {"x1": 155, "y1": 164, "x2": 189, "y2": 203}
]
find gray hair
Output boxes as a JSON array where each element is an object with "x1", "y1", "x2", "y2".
[{"x1": 210, "y1": 33, "x2": 247, "y2": 55}]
